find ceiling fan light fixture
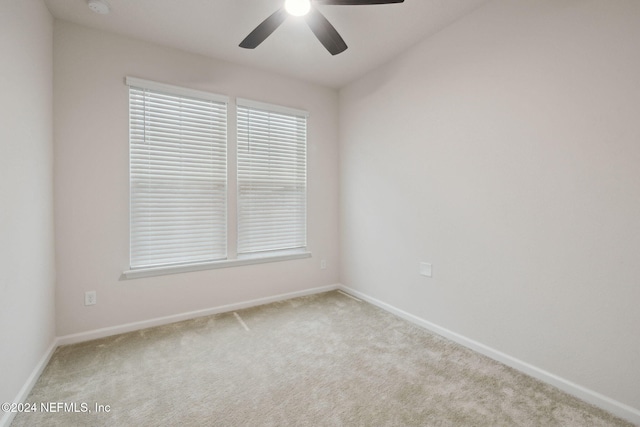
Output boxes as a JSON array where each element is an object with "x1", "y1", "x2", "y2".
[
  {"x1": 240, "y1": 0, "x2": 404, "y2": 55},
  {"x1": 284, "y1": 0, "x2": 311, "y2": 16}
]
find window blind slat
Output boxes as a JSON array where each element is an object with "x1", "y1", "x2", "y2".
[
  {"x1": 237, "y1": 103, "x2": 307, "y2": 255},
  {"x1": 129, "y1": 82, "x2": 227, "y2": 269}
]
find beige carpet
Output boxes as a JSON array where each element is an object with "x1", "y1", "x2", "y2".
[{"x1": 12, "y1": 291, "x2": 633, "y2": 426}]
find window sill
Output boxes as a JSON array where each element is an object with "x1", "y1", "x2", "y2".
[{"x1": 121, "y1": 251, "x2": 312, "y2": 280}]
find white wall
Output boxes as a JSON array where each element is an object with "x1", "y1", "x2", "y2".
[
  {"x1": 0, "y1": 0, "x2": 55, "y2": 411},
  {"x1": 340, "y1": 0, "x2": 640, "y2": 414},
  {"x1": 53, "y1": 21, "x2": 339, "y2": 336}
]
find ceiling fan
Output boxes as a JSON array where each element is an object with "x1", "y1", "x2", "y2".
[{"x1": 239, "y1": 0, "x2": 405, "y2": 56}]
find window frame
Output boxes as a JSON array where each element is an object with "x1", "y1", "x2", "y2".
[{"x1": 122, "y1": 79, "x2": 310, "y2": 280}]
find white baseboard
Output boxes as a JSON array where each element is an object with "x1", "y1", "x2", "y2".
[
  {"x1": 339, "y1": 284, "x2": 640, "y2": 426},
  {"x1": 9, "y1": 284, "x2": 636, "y2": 425},
  {"x1": 0, "y1": 339, "x2": 58, "y2": 427},
  {"x1": 57, "y1": 284, "x2": 339, "y2": 346}
]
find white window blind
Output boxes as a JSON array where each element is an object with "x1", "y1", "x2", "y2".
[
  {"x1": 237, "y1": 99, "x2": 307, "y2": 255},
  {"x1": 128, "y1": 77, "x2": 228, "y2": 269}
]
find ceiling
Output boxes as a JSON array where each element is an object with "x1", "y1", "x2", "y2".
[{"x1": 44, "y1": 0, "x2": 489, "y2": 88}]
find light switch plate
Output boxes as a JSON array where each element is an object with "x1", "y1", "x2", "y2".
[{"x1": 419, "y1": 262, "x2": 432, "y2": 278}]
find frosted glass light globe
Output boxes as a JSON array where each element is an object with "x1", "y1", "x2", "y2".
[{"x1": 285, "y1": 0, "x2": 311, "y2": 16}]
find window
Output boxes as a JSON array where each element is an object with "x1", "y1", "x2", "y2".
[
  {"x1": 237, "y1": 99, "x2": 308, "y2": 257},
  {"x1": 124, "y1": 78, "x2": 310, "y2": 279},
  {"x1": 127, "y1": 77, "x2": 228, "y2": 270}
]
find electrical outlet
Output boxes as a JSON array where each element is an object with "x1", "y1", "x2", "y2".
[
  {"x1": 85, "y1": 291, "x2": 97, "y2": 306},
  {"x1": 419, "y1": 262, "x2": 432, "y2": 278},
  {"x1": 320, "y1": 259, "x2": 327, "y2": 270}
]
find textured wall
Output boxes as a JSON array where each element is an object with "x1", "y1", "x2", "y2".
[
  {"x1": 0, "y1": 0, "x2": 55, "y2": 412},
  {"x1": 340, "y1": 0, "x2": 640, "y2": 413},
  {"x1": 53, "y1": 21, "x2": 340, "y2": 336}
]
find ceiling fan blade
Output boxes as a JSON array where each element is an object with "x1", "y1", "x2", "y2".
[
  {"x1": 239, "y1": 8, "x2": 288, "y2": 49},
  {"x1": 314, "y1": 0, "x2": 404, "y2": 5},
  {"x1": 305, "y1": 8, "x2": 348, "y2": 55}
]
